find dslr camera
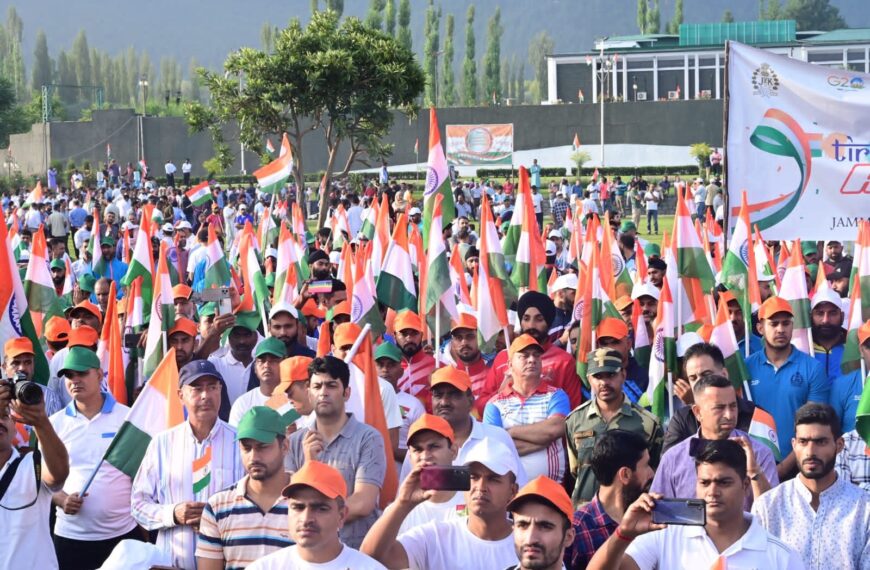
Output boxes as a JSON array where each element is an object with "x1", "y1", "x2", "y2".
[{"x1": 2, "y1": 371, "x2": 43, "y2": 406}]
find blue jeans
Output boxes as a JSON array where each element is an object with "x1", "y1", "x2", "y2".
[{"x1": 647, "y1": 210, "x2": 659, "y2": 233}]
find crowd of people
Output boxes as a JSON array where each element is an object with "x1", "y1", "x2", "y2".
[{"x1": 1, "y1": 158, "x2": 869, "y2": 570}]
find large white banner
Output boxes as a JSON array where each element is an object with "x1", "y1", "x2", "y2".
[{"x1": 727, "y1": 41, "x2": 870, "y2": 241}]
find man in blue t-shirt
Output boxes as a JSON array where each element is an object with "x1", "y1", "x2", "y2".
[{"x1": 829, "y1": 320, "x2": 870, "y2": 433}]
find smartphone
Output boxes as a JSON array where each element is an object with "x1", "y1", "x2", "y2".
[
  {"x1": 420, "y1": 466, "x2": 471, "y2": 491},
  {"x1": 309, "y1": 280, "x2": 333, "y2": 295},
  {"x1": 651, "y1": 498, "x2": 706, "y2": 526}
]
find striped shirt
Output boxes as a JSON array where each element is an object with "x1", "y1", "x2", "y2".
[
  {"x1": 196, "y1": 475, "x2": 294, "y2": 570},
  {"x1": 483, "y1": 383, "x2": 570, "y2": 482},
  {"x1": 131, "y1": 420, "x2": 245, "y2": 570}
]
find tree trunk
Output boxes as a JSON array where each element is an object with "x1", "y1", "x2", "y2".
[{"x1": 316, "y1": 120, "x2": 340, "y2": 229}]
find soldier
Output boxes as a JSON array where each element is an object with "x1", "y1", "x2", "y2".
[{"x1": 565, "y1": 348, "x2": 663, "y2": 508}]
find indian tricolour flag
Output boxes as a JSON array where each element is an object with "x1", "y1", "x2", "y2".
[
  {"x1": 779, "y1": 239, "x2": 813, "y2": 355},
  {"x1": 254, "y1": 133, "x2": 292, "y2": 194},
  {"x1": 24, "y1": 181, "x2": 44, "y2": 206},
  {"x1": 122, "y1": 211, "x2": 154, "y2": 305},
  {"x1": 100, "y1": 349, "x2": 184, "y2": 478},
  {"x1": 721, "y1": 191, "x2": 761, "y2": 334},
  {"x1": 424, "y1": 194, "x2": 458, "y2": 337},
  {"x1": 192, "y1": 445, "x2": 212, "y2": 495},
  {"x1": 266, "y1": 138, "x2": 275, "y2": 154},
  {"x1": 510, "y1": 167, "x2": 547, "y2": 293},
  {"x1": 674, "y1": 187, "x2": 716, "y2": 302},
  {"x1": 646, "y1": 278, "x2": 677, "y2": 421},
  {"x1": 352, "y1": 256, "x2": 386, "y2": 338},
  {"x1": 376, "y1": 214, "x2": 417, "y2": 312},
  {"x1": 186, "y1": 181, "x2": 211, "y2": 207},
  {"x1": 203, "y1": 223, "x2": 231, "y2": 291},
  {"x1": 841, "y1": 273, "x2": 864, "y2": 374},
  {"x1": 422, "y1": 108, "x2": 454, "y2": 250},
  {"x1": 23, "y1": 226, "x2": 55, "y2": 317},
  {"x1": 142, "y1": 244, "x2": 176, "y2": 379},
  {"x1": 97, "y1": 282, "x2": 129, "y2": 405},
  {"x1": 748, "y1": 407, "x2": 781, "y2": 462},
  {"x1": 709, "y1": 296, "x2": 750, "y2": 392},
  {"x1": 474, "y1": 192, "x2": 509, "y2": 352}
]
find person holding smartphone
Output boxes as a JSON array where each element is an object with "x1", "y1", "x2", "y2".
[{"x1": 587, "y1": 440, "x2": 803, "y2": 570}]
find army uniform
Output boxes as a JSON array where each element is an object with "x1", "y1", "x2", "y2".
[{"x1": 566, "y1": 348, "x2": 663, "y2": 508}]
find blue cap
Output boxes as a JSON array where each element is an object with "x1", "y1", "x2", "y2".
[{"x1": 178, "y1": 359, "x2": 224, "y2": 388}]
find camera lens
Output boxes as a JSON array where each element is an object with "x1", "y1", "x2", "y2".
[{"x1": 16, "y1": 381, "x2": 44, "y2": 406}]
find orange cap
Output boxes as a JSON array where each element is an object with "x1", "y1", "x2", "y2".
[
  {"x1": 758, "y1": 296, "x2": 794, "y2": 320},
  {"x1": 508, "y1": 333, "x2": 543, "y2": 359},
  {"x1": 507, "y1": 475, "x2": 574, "y2": 522},
  {"x1": 719, "y1": 290, "x2": 737, "y2": 306},
  {"x1": 859, "y1": 320, "x2": 870, "y2": 347},
  {"x1": 45, "y1": 316, "x2": 71, "y2": 342},
  {"x1": 394, "y1": 310, "x2": 423, "y2": 333},
  {"x1": 69, "y1": 325, "x2": 99, "y2": 348},
  {"x1": 596, "y1": 317, "x2": 629, "y2": 341},
  {"x1": 4, "y1": 337, "x2": 34, "y2": 359},
  {"x1": 282, "y1": 460, "x2": 347, "y2": 500},
  {"x1": 332, "y1": 300, "x2": 351, "y2": 317},
  {"x1": 614, "y1": 295, "x2": 633, "y2": 311},
  {"x1": 450, "y1": 313, "x2": 478, "y2": 332},
  {"x1": 172, "y1": 284, "x2": 192, "y2": 300},
  {"x1": 430, "y1": 366, "x2": 472, "y2": 392},
  {"x1": 301, "y1": 298, "x2": 325, "y2": 319},
  {"x1": 70, "y1": 300, "x2": 103, "y2": 326},
  {"x1": 169, "y1": 317, "x2": 198, "y2": 338},
  {"x1": 406, "y1": 413, "x2": 455, "y2": 445},
  {"x1": 333, "y1": 322, "x2": 362, "y2": 349},
  {"x1": 279, "y1": 356, "x2": 314, "y2": 387}
]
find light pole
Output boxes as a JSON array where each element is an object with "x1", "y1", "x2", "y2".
[
  {"x1": 632, "y1": 75, "x2": 638, "y2": 102},
  {"x1": 138, "y1": 75, "x2": 149, "y2": 115},
  {"x1": 588, "y1": 39, "x2": 617, "y2": 169}
]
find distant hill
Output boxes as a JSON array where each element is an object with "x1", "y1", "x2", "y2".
[{"x1": 10, "y1": 0, "x2": 870, "y2": 74}]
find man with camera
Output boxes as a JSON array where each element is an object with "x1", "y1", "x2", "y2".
[
  {"x1": 587, "y1": 440, "x2": 802, "y2": 569},
  {"x1": 0, "y1": 339, "x2": 70, "y2": 570}
]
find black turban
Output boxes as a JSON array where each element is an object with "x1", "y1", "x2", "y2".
[
  {"x1": 517, "y1": 290, "x2": 556, "y2": 328},
  {"x1": 308, "y1": 249, "x2": 329, "y2": 265}
]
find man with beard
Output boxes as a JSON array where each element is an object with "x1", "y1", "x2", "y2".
[
  {"x1": 829, "y1": 260, "x2": 853, "y2": 299},
  {"x1": 93, "y1": 236, "x2": 127, "y2": 291},
  {"x1": 208, "y1": 311, "x2": 262, "y2": 406},
  {"x1": 719, "y1": 289, "x2": 763, "y2": 356},
  {"x1": 651, "y1": 375, "x2": 777, "y2": 510},
  {"x1": 168, "y1": 317, "x2": 198, "y2": 371},
  {"x1": 810, "y1": 287, "x2": 846, "y2": 383},
  {"x1": 631, "y1": 283, "x2": 659, "y2": 341},
  {"x1": 482, "y1": 291, "x2": 583, "y2": 410},
  {"x1": 823, "y1": 240, "x2": 851, "y2": 275},
  {"x1": 550, "y1": 274, "x2": 577, "y2": 338},
  {"x1": 566, "y1": 349, "x2": 662, "y2": 507},
  {"x1": 646, "y1": 258, "x2": 666, "y2": 289},
  {"x1": 506, "y1": 476, "x2": 576, "y2": 570},
  {"x1": 394, "y1": 310, "x2": 436, "y2": 411},
  {"x1": 268, "y1": 303, "x2": 314, "y2": 358},
  {"x1": 50, "y1": 258, "x2": 68, "y2": 297},
  {"x1": 829, "y1": 321, "x2": 870, "y2": 433},
  {"x1": 308, "y1": 249, "x2": 332, "y2": 281},
  {"x1": 439, "y1": 314, "x2": 491, "y2": 416},
  {"x1": 754, "y1": 403, "x2": 870, "y2": 570},
  {"x1": 747, "y1": 296, "x2": 828, "y2": 481},
  {"x1": 196, "y1": 407, "x2": 295, "y2": 570},
  {"x1": 594, "y1": 318, "x2": 648, "y2": 404},
  {"x1": 94, "y1": 277, "x2": 112, "y2": 315},
  {"x1": 568, "y1": 430, "x2": 654, "y2": 569}
]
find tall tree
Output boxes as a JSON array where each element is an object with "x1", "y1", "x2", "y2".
[
  {"x1": 311, "y1": 0, "x2": 319, "y2": 14},
  {"x1": 185, "y1": 57, "x2": 202, "y2": 103},
  {"x1": 71, "y1": 30, "x2": 92, "y2": 102},
  {"x1": 3, "y1": 7, "x2": 25, "y2": 100},
  {"x1": 31, "y1": 29, "x2": 52, "y2": 93},
  {"x1": 440, "y1": 13, "x2": 456, "y2": 106},
  {"x1": 646, "y1": 0, "x2": 661, "y2": 34},
  {"x1": 501, "y1": 57, "x2": 512, "y2": 101},
  {"x1": 261, "y1": 23, "x2": 275, "y2": 52},
  {"x1": 482, "y1": 7, "x2": 502, "y2": 106},
  {"x1": 666, "y1": 0, "x2": 683, "y2": 34},
  {"x1": 91, "y1": 47, "x2": 103, "y2": 103},
  {"x1": 722, "y1": 9, "x2": 735, "y2": 22},
  {"x1": 102, "y1": 52, "x2": 116, "y2": 103},
  {"x1": 515, "y1": 62, "x2": 525, "y2": 104},
  {"x1": 760, "y1": 0, "x2": 784, "y2": 19},
  {"x1": 783, "y1": 0, "x2": 845, "y2": 30},
  {"x1": 528, "y1": 31, "x2": 554, "y2": 105},
  {"x1": 397, "y1": 0, "x2": 412, "y2": 51},
  {"x1": 56, "y1": 50, "x2": 76, "y2": 104},
  {"x1": 366, "y1": 0, "x2": 386, "y2": 30},
  {"x1": 423, "y1": 0, "x2": 440, "y2": 106},
  {"x1": 325, "y1": 0, "x2": 344, "y2": 17},
  {"x1": 637, "y1": 0, "x2": 648, "y2": 34},
  {"x1": 384, "y1": 0, "x2": 396, "y2": 36},
  {"x1": 461, "y1": 4, "x2": 477, "y2": 106}
]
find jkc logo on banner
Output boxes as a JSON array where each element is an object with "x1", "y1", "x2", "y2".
[{"x1": 727, "y1": 42, "x2": 870, "y2": 240}]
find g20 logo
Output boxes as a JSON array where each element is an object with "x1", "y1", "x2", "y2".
[{"x1": 827, "y1": 75, "x2": 865, "y2": 90}]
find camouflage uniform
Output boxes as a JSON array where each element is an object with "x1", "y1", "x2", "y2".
[{"x1": 566, "y1": 397, "x2": 663, "y2": 508}]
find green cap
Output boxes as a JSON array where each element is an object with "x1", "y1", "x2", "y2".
[
  {"x1": 78, "y1": 274, "x2": 96, "y2": 293},
  {"x1": 232, "y1": 311, "x2": 261, "y2": 333},
  {"x1": 236, "y1": 406, "x2": 288, "y2": 443},
  {"x1": 620, "y1": 220, "x2": 637, "y2": 233},
  {"x1": 58, "y1": 346, "x2": 101, "y2": 377},
  {"x1": 100, "y1": 236, "x2": 116, "y2": 247},
  {"x1": 586, "y1": 348, "x2": 623, "y2": 375},
  {"x1": 255, "y1": 336, "x2": 287, "y2": 359},
  {"x1": 50, "y1": 258, "x2": 66, "y2": 270},
  {"x1": 374, "y1": 342, "x2": 403, "y2": 362},
  {"x1": 200, "y1": 302, "x2": 218, "y2": 317},
  {"x1": 801, "y1": 241, "x2": 818, "y2": 256},
  {"x1": 643, "y1": 243, "x2": 661, "y2": 258}
]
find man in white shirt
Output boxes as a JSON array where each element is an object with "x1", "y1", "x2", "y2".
[
  {"x1": 229, "y1": 337, "x2": 288, "y2": 427},
  {"x1": 182, "y1": 158, "x2": 192, "y2": 187},
  {"x1": 165, "y1": 159, "x2": 177, "y2": 188},
  {"x1": 50, "y1": 347, "x2": 139, "y2": 570},
  {"x1": 247, "y1": 460, "x2": 387, "y2": 569},
  {"x1": 692, "y1": 179, "x2": 707, "y2": 220},
  {"x1": 0, "y1": 338, "x2": 70, "y2": 570},
  {"x1": 207, "y1": 311, "x2": 262, "y2": 405},
  {"x1": 643, "y1": 187, "x2": 661, "y2": 235},
  {"x1": 347, "y1": 194, "x2": 364, "y2": 237},
  {"x1": 131, "y1": 360, "x2": 245, "y2": 570},
  {"x1": 753, "y1": 403, "x2": 870, "y2": 570},
  {"x1": 361, "y1": 438, "x2": 521, "y2": 569},
  {"x1": 588, "y1": 439, "x2": 803, "y2": 570}
]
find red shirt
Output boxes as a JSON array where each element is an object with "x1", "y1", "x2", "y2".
[
  {"x1": 399, "y1": 350, "x2": 436, "y2": 412},
  {"x1": 451, "y1": 355, "x2": 491, "y2": 419}
]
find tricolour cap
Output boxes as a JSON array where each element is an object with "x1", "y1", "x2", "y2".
[
  {"x1": 507, "y1": 475, "x2": 574, "y2": 522},
  {"x1": 406, "y1": 413, "x2": 455, "y2": 445},
  {"x1": 596, "y1": 317, "x2": 629, "y2": 341},
  {"x1": 394, "y1": 310, "x2": 422, "y2": 332},
  {"x1": 430, "y1": 366, "x2": 472, "y2": 392},
  {"x1": 255, "y1": 337, "x2": 287, "y2": 359},
  {"x1": 168, "y1": 317, "x2": 197, "y2": 338},
  {"x1": 462, "y1": 438, "x2": 519, "y2": 477},
  {"x1": 586, "y1": 348, "x2": 623, "y2": 375},
  {"x1": 374, "y1": 342, "x2": 403, "y2": 362},
  {"x1": 236, "y1": 406, "x2": 287, "y2": 443},
  {"x1": 69, "y1": 325, "x2": 99, "y2": 348},
  {"x1": 178, "y1": 359, "x2": 224, "y2": 388},
  {"x1": 508, "y1": 334, "x2": 543, "y2": 359},
  {"x1": 45, "y1": 316, "x2": 71, "y2": 342},
  {"x1": 282, "y1": 460, "x2": 347, "y2": 500},
  {"x1": 4, "y1": 337, "x2": 34, "y2": 359},
  {"x1": 59, "y1": 346, "x2": 101, "y2": 377},
  {"x1": 758, "y1": 296, "x2": 794, "y2": 320}
]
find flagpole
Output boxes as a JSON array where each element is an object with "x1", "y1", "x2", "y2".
[
  {"x1": 863, "y1": 360, "x2": 867, "y2": 388},
  {"x1": 435, "y1": 309, "x2": 441, "y2": 366},
  {"x1": 667, "y1": 371, "x2": 674, "y2": 421},
  {"x1": 743, "y1": 380, "x2": 753, "y2": 402},
  {"x1": 79, "y1": 458, "x2": 104, "y2": 495}
]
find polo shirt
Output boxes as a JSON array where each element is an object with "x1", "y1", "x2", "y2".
[
  {"x1": 813, "y1": 341, "x2": 845, "y2": 383},
  {"x1": 626, "y1": 514, "x2": 802, "y2": 569},
  {"x1": 483, "y1": 341, "x2": 583, "y2": 410},
  {"x1": 228, "y1": 387, "x2": 270, "y2": 427},
  {"x1": 247, "y1": 544, "x2": 386, "y2": 570},
  {"x1": 738, "y1": 333, "x2": 764, "y2": 356},
  {"x1": 483, "y1": 383, "x2": 570, "y2": 482},
  {"x1": 746, "y1": 347, "x2": 828, "y2": 456},
  {"x1": 0, "y1": 448, "x2": 58, "y2": 570},
  {"x1": 49, "y1": 393, "x2": 137, "y2": 540},
  {"x1": 285, "y1": 414, "x2": 386, "y2": 549},
  {"x1": 196, "y1": 475, "x2": 294, "y2": 570},
  {"x1": 829, "y1": 369, "x2": 864, "y2": 433}
]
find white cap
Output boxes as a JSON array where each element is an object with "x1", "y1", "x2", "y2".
[
  {"x1": 161, "y1": 223, "x2": 175, "y2": 233},
  {"x1": 545, "y1": 240, "x2": 557, "y2": 256},
  {"x1": 121, "y1": 221, "x2": 138, "y2": 231},
  {"x1": 98, "y1": 540, "x2": 171, "y2": 570},
  {"x1": 548, "y1": 229, "x2": 563, "y2": 239},
  {"x1": 269, "y1": 302, "x2": 299, "y2": 320},
  {"x1": 462, "y1": 438, "x2": 519, "y2": 477},
  {"x1": 176, "y1": 220, "x2": 192, "y2": 230},
  {"x1": 551, "y1": 273, "x2": 578, "y2": 293},
  {"x1": 329, "y1": 251, "x2": 341, "y2": 264},
  {"x1": 266, "y1": 247, "x2": 278, "y2": 259},
  {"x1": 409, "y1": 207, "x2": 422, "y2": 216},
  {"x1": 631, "y1": 282, "x2": 661, "y2": 301},
  {"x1": 677, "y1": 331, "x2": 704, "y2": 357},
  {"x1": 811, "y1": 286, "x2": 843, "y2": 311}
]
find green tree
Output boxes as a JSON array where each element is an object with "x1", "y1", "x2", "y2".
[
  {"x1": 666, "y1": 0, "x2": 683, "y2": 34},
  {"x1": 326, "y1": 0, "x2": 344, "y2": 17},
  {"x1": 722, "y1": 9, "x2": 735, "y2": 23},
  {"x1": 185, "y1": 57, "x2": 202, "y2": 103},
  {"x1": 515, "y1": 62, "x2": 524, "y2": 104},
  {"x1": 646, "y1": 0, "x2": 660, "y2": 34},
  {"x1": 0, "y1": 77, "x2": 32, "y2": 144},
  {"x1": 311, "y1": 0, "x2": 319, "y2": 14},
  {"x1": 528, "y1": 31, "x2": 554, "y2": 104},
  {"x1": 72, "y1": 30, "x2": 92, "y2": 102},
  {"x1": 397, "y1": 0, "x2": 411, "y2": 50},
  {"x1": 31, "y1": 29, "x2": 52, "y2": 92},
  {"x1": 501, "y1": 57, "x2": 512, "y2": 101},
  {"x1": 461, "y1": 4, "x2": 477, "y2": 106},
  {"x1": 637, "y1": 0, "x2": 648, "y2": 33},
  {"x1": 186, "y1": 11, "x2": 424, "y2": 227},
  {"x1": 261, "y1": 23, "x2": 275, "y2": 52},
  {"x1": 423, "y1": 0, "x2": 440, "y2": 106},
  {"x1": 482, "y1": 7, "x2": 502, "y2": 106},
  {"x1": 440, "y1": 13, "x2": 456, "y2": 106},
  {"x1": 366, "y1": 0, "x2": 386, "y2": 30},
  {"x1": 760, "y1": 0, "x2": 784, "y2": 20},
  {"x1": 56, "y1": 50, "x2": 76, "y2": 104},
  {"x1": 384, "y1": 0, "x2": 396, "y2": 36},
  {"x1": 783, "y1": 0, "x2": 845, "y2": 30},
  {"x1": 2, "y1": 7, "x2": 25, "y2": 100}
]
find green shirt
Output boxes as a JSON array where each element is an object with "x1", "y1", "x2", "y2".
[{"x1": 565, "y1": 397, "x2": 663, "y2": 508}]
